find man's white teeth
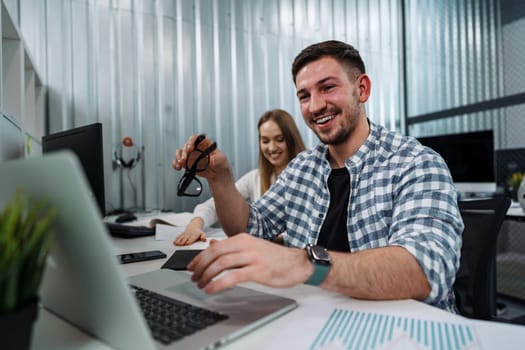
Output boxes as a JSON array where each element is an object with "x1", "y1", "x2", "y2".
[{"x1": 315, "y1": 115, "x2": 335, "y2": 124}]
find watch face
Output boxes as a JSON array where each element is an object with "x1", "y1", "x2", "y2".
[{"x1": 311, "y1": 245, "x2": 331, "y2": 262}]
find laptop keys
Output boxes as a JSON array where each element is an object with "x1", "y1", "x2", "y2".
[{"x1": 131, "y1": 285, "x2": 228, "y2": 345}]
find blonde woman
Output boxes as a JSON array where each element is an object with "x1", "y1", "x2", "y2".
[{"x1": 174, "y1": 109, "x2": 305, "y2": 246}]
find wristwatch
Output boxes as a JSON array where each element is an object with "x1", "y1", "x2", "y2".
[{"x1": 305, "y1": 244, "x2": 332, "y2": 285}]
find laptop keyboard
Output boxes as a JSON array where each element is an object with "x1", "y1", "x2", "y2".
[{"x1": 130, "y1": 285, "x2": 229, "y2": 345}]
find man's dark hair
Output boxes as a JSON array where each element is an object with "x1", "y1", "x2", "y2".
[{"x1": 291, "y1": 40, "x2": 366, "y2": 83}]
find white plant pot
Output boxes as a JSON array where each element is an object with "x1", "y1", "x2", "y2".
[{"x1": 518, "y1": 178, "x2": 525, "y2": 213}]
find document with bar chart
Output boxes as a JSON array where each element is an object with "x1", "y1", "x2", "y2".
[{"x1": 310, "y1": 309, "x2": 480, "y2": 350}]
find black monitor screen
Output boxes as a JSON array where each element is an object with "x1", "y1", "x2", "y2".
[
  {"x1": 417, "y1": 130, "x2": 495, "y2": 183},
  {"x1": 42, "y1": 122, "x2": 106, "y2": 216}
]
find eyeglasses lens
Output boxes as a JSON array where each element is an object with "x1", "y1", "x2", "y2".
[
  {"x1": 176, "y1": 137, "x2": 216, "y2": 197},
  {"x1": 181, "y1": 176, "x2": 202, "y2": 196}
]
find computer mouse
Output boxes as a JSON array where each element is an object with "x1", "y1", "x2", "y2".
[{"x1": 115, "y1": 212, "x2": 137, "y2": 223}]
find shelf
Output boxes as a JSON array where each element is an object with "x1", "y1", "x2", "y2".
[
  {"x1": 0, "y1": 0, "x2": 45, "y2": 159},
  {"x1": 1, "y1": 1, "x2": 18, "y2": 40},
  {"x1": 2, "y1": 38, "x2": 22, "y2": 119},
  {"x1": 0, "y1": 112, "x2": 23, "y2": 159}
]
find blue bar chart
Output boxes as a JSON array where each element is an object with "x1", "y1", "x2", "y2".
[{"x1": 310, "y1": 309, "x2": 479, "y2": 350}]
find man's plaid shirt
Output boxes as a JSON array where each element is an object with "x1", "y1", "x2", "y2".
[{"x1": 247, "y1": 120, "x2": 464, "y2": 312}]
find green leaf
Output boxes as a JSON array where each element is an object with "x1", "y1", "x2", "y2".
[{"x1": 0, "y1": 189, "x2": 56, "y2": 313}]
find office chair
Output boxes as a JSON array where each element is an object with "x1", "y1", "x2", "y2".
[{"x1": 453, "y1": 196, "x2": 511, "y2": 320}]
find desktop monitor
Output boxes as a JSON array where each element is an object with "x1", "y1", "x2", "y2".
[
  {"x1": 42, "y1": 122, "x2": 106, "y2": 216},
  {"x1": 417, "y1": 130, "x2": 496, "y2": 195}
]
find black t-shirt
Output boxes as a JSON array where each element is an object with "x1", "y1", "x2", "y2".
[{"x1": 316, "y1": 168, "x2": 351, "y2": 252}]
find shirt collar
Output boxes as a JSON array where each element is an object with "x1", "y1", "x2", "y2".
[{"x1": 312, "y1": 119, "x2": 381, "y2": 171}]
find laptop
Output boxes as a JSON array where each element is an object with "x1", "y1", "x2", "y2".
[{"x1": 0, "y1": 152, "x2": 297, "y2": 350}]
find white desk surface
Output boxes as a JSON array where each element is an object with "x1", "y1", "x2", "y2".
[
  {"x1": 507, "y1": 203, "x2": 525, "y2": 217},
  {"x1": 32, "y1": 231, "x2": 525, "y2": 350}
]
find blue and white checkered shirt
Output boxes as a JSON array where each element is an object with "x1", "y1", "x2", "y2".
[{"x1": 246, "y1": 121, "x2": 464, "y2": 312}]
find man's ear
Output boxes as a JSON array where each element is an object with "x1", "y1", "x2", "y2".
[{"x1": 356, "y1": 74, "x2": 371, "y2": 103}]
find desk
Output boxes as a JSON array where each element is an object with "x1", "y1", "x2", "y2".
[
  {"x1": 32, "y1": 233, "x2": 525, "y2": 349},
  {"x1": 506, "y1": 204, "x2": 525, "y2": 220}
]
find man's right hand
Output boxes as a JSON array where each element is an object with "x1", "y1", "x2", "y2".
[
  {"x1": 172, "y1": 134, "x2": 250, "y2": 236},
  {"x1": 172, "y1": 134, "x2": 231, "y2": 182}
]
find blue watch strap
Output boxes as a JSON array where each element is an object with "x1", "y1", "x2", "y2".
[{"x1": 305, "y1": 262, "x2": 330, "y2": 285}]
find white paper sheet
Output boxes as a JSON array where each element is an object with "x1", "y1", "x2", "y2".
[{"x1": 155, "y1": 224, "x2": 185, "y2": 241}]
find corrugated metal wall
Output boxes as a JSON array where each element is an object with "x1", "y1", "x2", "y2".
[
  {"x1": 14, "y1": 0, "x2": 404, "y2": 212},
  {"x1": 405, "y1": 0, "x2": 505, "y2": 142},
  {"x1": 405, "y1": 0, "x2": 525, "y2": 157},
  {"x1": 11, "y1": 0, "x2": 518, "y2": 212}
]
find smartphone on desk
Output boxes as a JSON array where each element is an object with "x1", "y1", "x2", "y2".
[{"x1": 117, "y1": 250, "x2": 167, "y2": 264}]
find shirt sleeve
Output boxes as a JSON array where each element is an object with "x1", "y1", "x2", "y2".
[
  {"x1": 191, "y1": 196, "x2": 217, "y2": 229},
  {"x1": 389, "y1": 149, "x2": 464, "y2": 308},
  {"x1": 234, "y1": 169, "x2": 261, "y2": 202},
  {"x1": 192, "y1": 169, "x2": 260, "y2": 229},
  {"x1": 246, "y1": 168, "x2": 290, "y2": 241}
]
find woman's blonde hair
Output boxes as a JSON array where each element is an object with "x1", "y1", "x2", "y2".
[{"x1": 258, "y1": 109, "x2": 306, "y2": 194}]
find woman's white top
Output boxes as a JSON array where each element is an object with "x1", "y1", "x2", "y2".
[{"x1": 193, "y1": 169, "x2": 262, "y2": 228}]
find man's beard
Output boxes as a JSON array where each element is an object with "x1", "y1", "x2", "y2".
[
  {"x1": 316, "y1": 126, "x2": 352, "y2": 146},
  {"x1": 314, "y1": 110, "x2": 356, "y2": 146}
]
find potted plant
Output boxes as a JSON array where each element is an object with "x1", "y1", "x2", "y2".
[
  {"x1": 0, "y1": 189, "x2": 56, "y2": 350},
  {"x1": 507, "y1": 172, "x2": 524, "y2": 201}
]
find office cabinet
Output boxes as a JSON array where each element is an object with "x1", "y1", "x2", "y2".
[{"x1": 0, "y1": 0, "x2": 45, "y2": 160}]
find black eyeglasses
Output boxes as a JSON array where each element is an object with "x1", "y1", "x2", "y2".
[{"x1": 177, "y1": 134, "x2": 217, "y2": 197}]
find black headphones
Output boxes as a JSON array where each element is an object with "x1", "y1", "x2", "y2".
[{"x1": 113, "y1": 136, "x2": 141, "y2": 169}]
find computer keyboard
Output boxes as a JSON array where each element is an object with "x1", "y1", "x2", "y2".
[
  {"x1": 105, "y1": 222, "x2": 155, "y2": 238},
  {"x1": 130, "y1": 285, "x2": 228, "y2": 345}
]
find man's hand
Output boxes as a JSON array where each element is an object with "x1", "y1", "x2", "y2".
[
  {"x1": 172, "y1": 134, "x2": 230, "y2": 182},
  {"x1": 171, "y1": 134, "x2": 251, "y2": 236},
  {"x1": 187, "y1": 233, "x2": 313, "y2": 293}
]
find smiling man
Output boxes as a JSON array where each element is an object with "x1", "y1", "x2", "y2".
[{"x1": 172, "y1": 40, "x2": 464, "y2": 313}]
